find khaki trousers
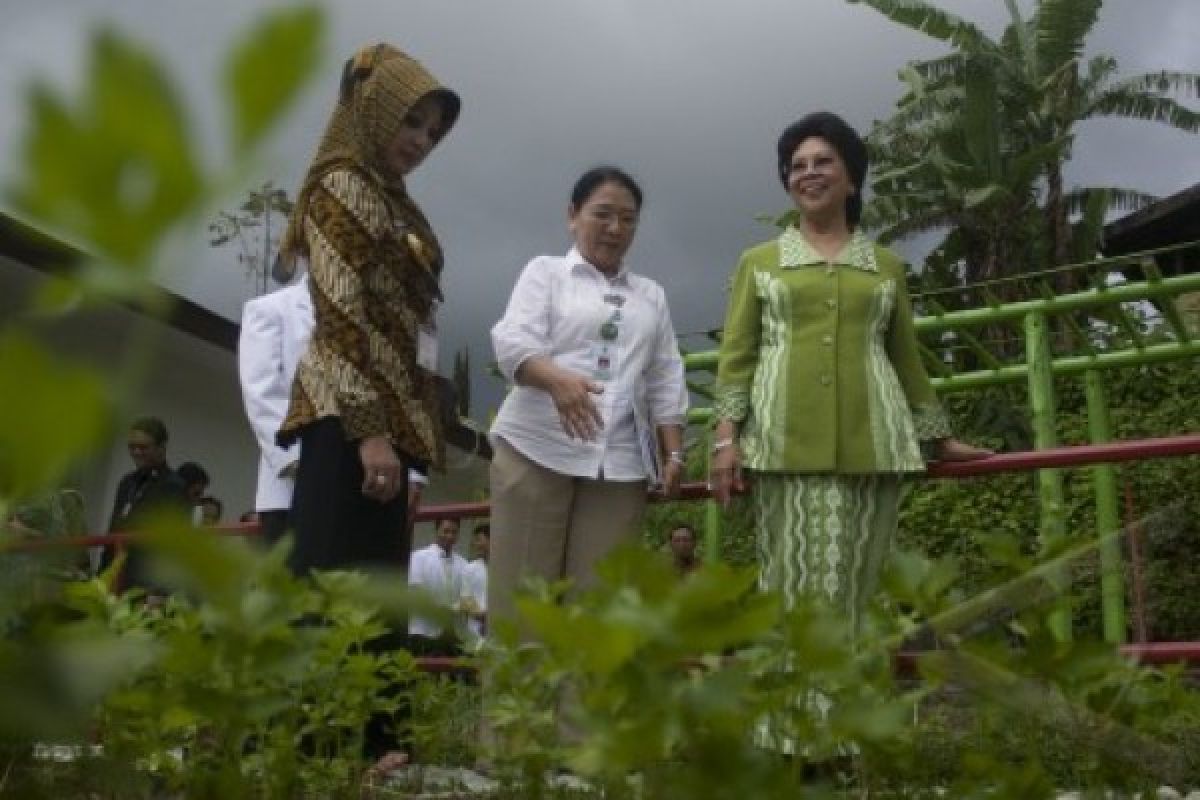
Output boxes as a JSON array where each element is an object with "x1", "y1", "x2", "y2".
[{"x1": 487, "y1": 437, "x2": 648, "y2": 627}]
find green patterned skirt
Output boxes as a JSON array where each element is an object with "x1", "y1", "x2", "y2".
[{"x1": 753, "y1": 473, "x2": 903, "y2": 630}]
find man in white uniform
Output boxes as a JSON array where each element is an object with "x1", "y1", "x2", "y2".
[
  {"x1": 237, "y1": 275, "x2": 314, "y2": 545},
  {"x1": 408, "y1": 517, "x2": 469, "y2": 655},
  {"x1": 462, "y1": 523, "x2": 489, "y2": 639}
]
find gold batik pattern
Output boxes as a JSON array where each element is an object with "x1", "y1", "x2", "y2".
[{"x1": 279, "y1": 168, "x2": 444, "y2": 468}]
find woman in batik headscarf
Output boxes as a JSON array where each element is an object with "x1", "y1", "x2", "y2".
[
  {"x1": 277, "y1": 43, "x2": 459, "y2": 575},
  {"x1": 274, "y1": 43, "x2": 460, "y2": 770},
  {"x1": 710, "y1": 112, "x2": 989, "y2": 632}
]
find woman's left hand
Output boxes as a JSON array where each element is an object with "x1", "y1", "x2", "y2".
[
  {"x1": 936, "y1": 438, "x2": 993, "y2": 462},
  {"x1": 659, "y1": 460, "x2": 683, "y2": 499}
]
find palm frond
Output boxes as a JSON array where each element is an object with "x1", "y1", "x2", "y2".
[
  {"x1": 1063, "y1": 187, "x2": 1157, "y2": 216},
  {"x1": 1088, "y1": 89, "x2": 1200, "y2": 131},
  {"x1": 1034, "y1": 0, "x2": 1102, "y2": 72},
  {"x1": 1078, "y1": 55, "x2": 1118, "y2": 100},
  {"x1": 1107, "y1": 71, "x2": 1200, "y2": 99},
  {"x1": 851, "y1": 0, "x2": 996, "y2": 53},
  {"x1": 911, "y1": 53, "x2": 967, "y2": 83},
  {"x1": 1001, "y1": 0, "x2": 1036, "y2": 73}
]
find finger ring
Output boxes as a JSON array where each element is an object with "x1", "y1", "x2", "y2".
[{"x1": 374, "y1": 474, "x2": 387, "y2": 485}]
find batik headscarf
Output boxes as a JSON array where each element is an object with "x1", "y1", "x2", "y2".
[{"x1": 274, "y1": 43, "x2": 460, "y2": 284}]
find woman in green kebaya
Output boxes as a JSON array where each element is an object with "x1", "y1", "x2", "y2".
[{"x1": 710, "y1": 111, "x2": 990, "y2": 630}]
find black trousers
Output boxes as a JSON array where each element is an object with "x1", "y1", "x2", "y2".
[
  {"x1": 288, "y1": 417, "x2": 411, "y2": 575},
  {"x1": 257, "y1": 509, "x2": 290, "y2": 547},
  {"x1": 288, "y1": 417, "x2": 413, "y2": 759}
]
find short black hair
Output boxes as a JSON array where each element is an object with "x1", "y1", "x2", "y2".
[
  {"x1": 177, "y1": 461, "x2": 210, "y2": 488},
  {"x1": 570, "y1": 166, "x2": 643, "y2": 211},
  {"x1": 777, "y1": 111, "x2": 868, "y2": 226},
  {"x1": 130, "y1": 416, "x2": 168, "y2": 446}
]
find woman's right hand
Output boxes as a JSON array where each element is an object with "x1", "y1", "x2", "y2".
[
  {"x1": 709, "y1": 442, "x2": 743, "y2": 510},
  {"x1": 547, "y1": 367, "x2": 605, "y2": 441},
  {"x1": 359, "y1": 435, "x2": 404, "y2": 503}
]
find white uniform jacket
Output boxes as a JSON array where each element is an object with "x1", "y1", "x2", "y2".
[
  {"x1": 238, "y1": 278, "x2": 314, "y2": 513},
  {"x1": 408, "y1": 543, "x2": 471, "y2": 638}
]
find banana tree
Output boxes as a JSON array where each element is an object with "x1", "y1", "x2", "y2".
[{"x1": 853, "y1": 0, "x2": 1200, "y2": 281}]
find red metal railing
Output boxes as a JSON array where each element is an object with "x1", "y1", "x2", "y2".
[
  {"x1": 7, "y1": 434, "x2": 1200, "y2": 668},
  {"x1": 411, "y1": 432, "x2": 1200, "y2": 522}
]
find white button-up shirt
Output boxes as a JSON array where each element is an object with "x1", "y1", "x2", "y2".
[
  {"x1": 408, "y1": 543, "x2": 470, "y2": 638},
  {"x1": 490, "y1": 248, "x2": 688, "y2": 480},
  {"x1": 462, "y1": 558, "x2": 487, "y2": 638}
]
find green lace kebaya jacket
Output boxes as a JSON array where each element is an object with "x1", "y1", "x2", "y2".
[{"x1": 715, "y1": 228, "x2": 951, "y2": 476}]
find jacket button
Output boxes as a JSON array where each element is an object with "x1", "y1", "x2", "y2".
[
  {"x1": 822, "y1": 334, "x2": 834, "y2": 346},
  {"x1": 820, "y1": 374, "x2": 832, "y2": 386},
  {"x1": 825, "y1": 299, "x2": 836, "y2": 309}
]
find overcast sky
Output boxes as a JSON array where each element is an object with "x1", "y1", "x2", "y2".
[{"x1": 2, "y1": 0, "x2": 1198, "y2": 417}]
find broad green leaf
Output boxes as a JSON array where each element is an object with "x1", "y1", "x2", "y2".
[
  {"x1": 0, "y1": 332, "x2": 111, "y2": 498},
  {"x1": 53, "y1": 627, "x2": 162, "y2": 706},
  {"x1": 517, "y1": 599, "x2": 641, "y2": 676},
  {"x1": 223, "y1": 6, "x2": 324, "y2": 156},
  {"x1": 10, "y1": 29, "x2": 203, "y2": 268},
  {"x1": 33, "y1": 258, "x2": 168, "y2": 316}
]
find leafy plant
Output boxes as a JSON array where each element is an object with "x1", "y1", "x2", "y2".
[{"x1": 852, "y1": 0, "x2": 1200, "y2": 286}]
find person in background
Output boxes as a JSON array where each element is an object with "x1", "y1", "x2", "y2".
[
  {"x1": 667, "y1": 522, "x2": 700, "y2": 575},
  {"x1": 462, "y1": 523, "x2": 490, "y2": 639},
  {"x1": 101, "y1": 416, "x2": 190, "y2": 590},
  {"x1": 176, "y1": 461, "x2": 211, "y2": 526},
  {"x1": 198, "y1": 496, "x2": 223, "y2": 527},
  {"x1": 407, "y1": 517, "x2": 470, "y2": 655},
  {"x1": 238, "y1": 269, "x2": 315, "y2": 546},
  {"x1": 176, "y1": 461, "x2": 210, "y2": 505},
  {"x1": 488, "y1": 166, "x2": 689, "y2": 629}
]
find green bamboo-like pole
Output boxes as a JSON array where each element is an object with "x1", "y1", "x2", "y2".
[
  {"x1": 915, "y1": 271, "x2": 1200, "y2": 334},
  {"x1": 1026, "y1": 312, "x2": 1071, "y2": 641},
  {"x1": 1084, "y1": 369, "x2": 1126, "y2": 644},
  {"x1": 930, "y1": 339, "x2": 1200, "y2": 393},
  {"x1": 684, "y1": 337, "x2": 1200, "y2": 426},
  {"x1": 703, "y1": 427, "x2": 721, "y2": 565}
]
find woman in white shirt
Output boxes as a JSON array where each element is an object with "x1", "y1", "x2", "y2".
[{"x1": 488, "y1": 166, "x2": 689, "y2": 627}]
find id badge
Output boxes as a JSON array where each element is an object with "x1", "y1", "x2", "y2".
[
  {"x1": 588, "y1": 341, "x2": 620, "y2": 382},
  {"x1": 417, "y1": 324, "x2": 438, "y2": 371}
]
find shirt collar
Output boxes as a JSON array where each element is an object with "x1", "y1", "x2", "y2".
[
  {"x1": 778, "y1": 227, "x2": 878, "y2": 273},
  {"x1": 567, "y1": 247, "x2": 632, "y2": 286}
]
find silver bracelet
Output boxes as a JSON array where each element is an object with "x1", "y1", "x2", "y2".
[
  {"x1": 667, "y1": 450, "x2": 685, "y2": 464},
  {"x1": 711, "y1": 437, "x2": 734, "y2": 452}
]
